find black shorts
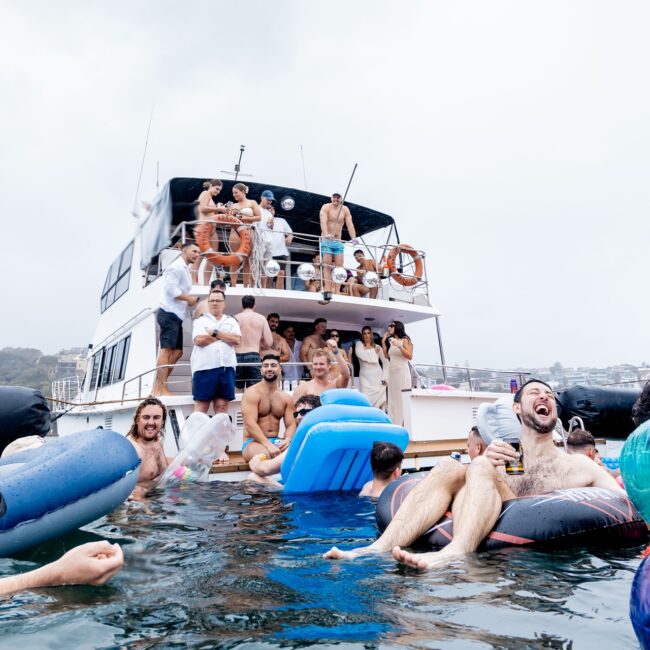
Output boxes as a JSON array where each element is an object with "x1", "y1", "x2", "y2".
[
  {"x1": 235, "y1": 352, "x2": 262, "y2": 390},
  {"x1": 157, "y1": 308, "x2": 183, "y2": 351},
  {"x1": 192, "y1": 367, "x2": 236, "y2": 402}
]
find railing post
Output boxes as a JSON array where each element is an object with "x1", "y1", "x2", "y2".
[{"x1": 466, "y1": 368, "x2": 472, "y2": 391}]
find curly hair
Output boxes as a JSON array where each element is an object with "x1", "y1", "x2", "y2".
[
  {"x1": 632, "y1": 380, "x2": 650, "y2": 427},
  {"x1": 126, "y1": 397, "x2": 167, "y2": 440}
]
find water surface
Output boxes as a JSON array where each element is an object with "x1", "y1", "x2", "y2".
[{"x1": 0, "y1": 482, "x2": 643, "y2": 648}]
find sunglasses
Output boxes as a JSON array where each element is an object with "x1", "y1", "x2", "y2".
[
  {"x1": 330, "y1": 333, "x2": 340, "y2": 338},
  {"x1": 293, "y1": 408, "x2": 313, "y2": 419}
]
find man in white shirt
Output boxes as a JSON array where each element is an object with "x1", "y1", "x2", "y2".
[
  {"x1": 281, "y1": 325, "x2": 303, "y2": 384},
  {"x1": 154, "y1": 243, "x2": 201, "y2": 396},
  {"x1": 258, "y1": 190, "x2": 293, "y2": 290},
  {"x1": 191, "y1": 290, "x2": 241, "y2": 416}
]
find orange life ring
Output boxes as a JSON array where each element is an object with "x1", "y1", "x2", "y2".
[
  {"x1": 383, "y1": 244, "x2": 423, "y2": 287},
  {"x1": 194, "y1": 215, "x2": 253, "y2": 268}
]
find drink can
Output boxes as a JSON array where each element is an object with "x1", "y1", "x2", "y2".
[
  {"x1": 504, "y1": 439, "x2": 524, "y2": 475},
  {"x1": 510, "y1": 379, "x2": 518, "y2": 393}
]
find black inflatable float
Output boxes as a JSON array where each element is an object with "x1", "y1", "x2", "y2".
[
  {"x1": 377, "y1": 473, "x2": 648, "y2": 551},
  {"x1": 0, "y1": 386, "x2": 50, "y2": 456}
]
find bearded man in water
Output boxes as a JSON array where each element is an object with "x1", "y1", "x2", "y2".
[
  {"x1": 126, "y1": 397, "x2": 170, "y2": 498},
  {"x1": 240, "y1": 354, "x2": 297, "y2": 462},
  {"x1": 325, "y1": 379, "x2": 623, "y2": 570}
]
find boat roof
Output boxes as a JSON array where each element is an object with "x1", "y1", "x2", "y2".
[{"x1": 168, "y1": 178, "x2": 396, "y2": 239}]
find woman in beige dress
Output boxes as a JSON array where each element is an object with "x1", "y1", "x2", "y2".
[
  {"x1": 354, "y1": 326, "x2": 387, "y2": 410},
  {"x1": 381, "y1": 320, "x2": 413, "y2": 426},
  {"x1": 229, "y1": 183, "x2": 261, "y2": 287}
]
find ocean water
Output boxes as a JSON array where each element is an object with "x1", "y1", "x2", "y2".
[{"x1": 0, "y1": 481, "x2": 643, "y2": 649}]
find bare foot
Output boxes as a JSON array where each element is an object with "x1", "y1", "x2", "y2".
[
  {"x1": 152, "y1": 386, "x2": 172, "y2": 397},
  {"x1": 392, "y1": 545, "x2": 462, "y2": 571},
  {"x1": 217, "y1": 451, "x2": 229, "y2": 463},
  {"x1": 323, "y1": 545, "x2": 377, "y2": 560}
]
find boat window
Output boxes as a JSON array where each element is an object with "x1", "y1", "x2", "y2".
[
  {"x1": 112, "y1": 335, "x2": 131, "y2": 383},
  {"x1": 100, "y1": 241, "x2": 134, "y2": 313},
  {"x1": 89, "y1": 349, "x2": 104, "y2": 391},
  {"x1": 101, "y1": 344, "x2": 117, "y2": 387}
]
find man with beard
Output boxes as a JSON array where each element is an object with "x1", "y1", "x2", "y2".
[
  {"x1": 260, "y1": 313, "x2": 290, "y2": 363},
  {"x1": 300, "y1": 317, "x2": 328, "y2": 364},
  {"x1": 324, "y1": 379, "x2": 622, "y2": 570},
  {"x1": 240, "y1": 354, "x2": 297, "y2": 462},
  {"x1": 126, "y1": 397, "x2": 170, "y2": 498}
]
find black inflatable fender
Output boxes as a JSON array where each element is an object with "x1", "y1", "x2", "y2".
[{"x1": 0, "y1": 386, "x2": 50, "y2": 455}]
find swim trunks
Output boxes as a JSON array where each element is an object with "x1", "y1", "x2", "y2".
[
  {"x1": 241, "y1": 436, "x2": 282, "y2": 452},
  {"x1": 320, "y1": 239, "x2": 345, "y2": 256}
]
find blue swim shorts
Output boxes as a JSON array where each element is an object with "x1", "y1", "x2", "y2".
[
  {"x1": 242, "y1": 436, "x2": 282, "y2": 452},
  {"x1": 320, "y1": 239, "x2": 345, "y2": 257},
  {"x1": 192, "y1": 367, "x2": 236, "y2": 402}
]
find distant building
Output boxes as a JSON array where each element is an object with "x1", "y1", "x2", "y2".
[{"x1": 56, "y1": 348, "x2": 88, "y2": 380}]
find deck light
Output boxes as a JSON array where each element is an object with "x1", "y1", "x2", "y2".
[
  {"x1": 280, "y1": 196, "x2": 295, "y2": 211},
  {"x1": 265, "y1": 260, "x2": 280, "y2": 277},
  {"x1": 297, "y1": 263, "x2": 315, "y2": 281}
]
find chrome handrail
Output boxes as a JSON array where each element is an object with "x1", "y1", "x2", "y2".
[{"x1": 412, "y1": 364, "x2": 530, "y2": 393}]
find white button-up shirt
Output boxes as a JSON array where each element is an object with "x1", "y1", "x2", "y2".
[
  {"x1": 258, "y1": 214, "x2": 292, "y2": 257},
  {"x1": 160, "y1": 255, "x2": 192, "y2": 320},
  {"x1": 191, "y1": 313, "x2": 241, "y2": 373}
]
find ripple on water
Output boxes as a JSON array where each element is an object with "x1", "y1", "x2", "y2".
[{"x1": 0, "y1": 481, "x2": 643, "y2": 648}]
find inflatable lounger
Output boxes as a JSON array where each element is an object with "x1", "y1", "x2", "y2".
[
  {"x1": 0, "y1": 429, "x2": 140, "y2": 556},
  {"x1": 280, "y1": 389, "x2": 409, "y2": 493},
  {"x1": 377, "y1": 473, "x2": 648, "y2": 551},
  {"x1": 631, "y1": 553, "x2": 650, "y2": 649}
]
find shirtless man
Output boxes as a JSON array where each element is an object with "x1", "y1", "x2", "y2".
[
  {"x1": 319, "y1": 193, "x2": 357, "y2": 293},
  {"x1": 240, "y1": 354, "x2": 296, "y2": 461},
  {"x1": 126, "y1": 397, "x2": 170, "y2": 498},
  {"x1": 293, "y1": 343, "x2": 351, "y2": 401},
  {"x1": 347, "y1": 249, "x2": 379, "y2": 299},
  {"x1": 299, "y1": 318, "x2": 328, "y2": 365},
  {"x1": 358, "y1": 441, "x2": 404, "y2": 498},
  {"x1": 324, "y1": 379, "x2": 623, "y2": 570},
  {"x1": 234, "y1": 295, "x2": 273, "y2": 390},
  {"x1": 260, "y1": 313, "x2": 290, "y2": 363}
]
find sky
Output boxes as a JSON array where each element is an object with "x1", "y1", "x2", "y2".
[{"x1": 0, "y1": 1, "x2": 648, "y2": 370}]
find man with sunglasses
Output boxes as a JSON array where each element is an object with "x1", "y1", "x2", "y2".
[
  {"x1": 240, "y1": 354, "x2": 297, "y2": 462},
  {"x1": 191, "y1": 290, "x2": 241, "y2": 423},
  {"x1": 246, "y1": 395, "x2": 322, "y2": 486}
]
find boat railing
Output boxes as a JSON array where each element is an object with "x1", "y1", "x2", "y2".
[
  {"x1": 120, "y1": 360, "x2": 350, "y2": 402},
  {"x1": 51, "y1": 376, "x2": 82, "y2": 412},
  {"x1": 412, "y1": 364, "x2": 531, "y2": 393},
  {"x1": 162, "y1": 219, "x2": 429, "y2": 305}
]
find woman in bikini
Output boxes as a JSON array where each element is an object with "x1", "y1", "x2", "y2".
[
  {"x1": 193, "y1": 179, "x2": 229, "y2": 284},
  {"x1": 229, "y1": 183, "x2": 261, "y2": 287}
]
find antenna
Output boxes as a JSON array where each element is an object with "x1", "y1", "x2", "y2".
[
  {"x1": 220, "y1": 144, "x2": 253, "y2": 180},
  {"x1": 131, "y1": 105, "x2": 154, "y2": 218},
  {"x1": 300, "y1": 144, "x2": 308, "y2": 190}
]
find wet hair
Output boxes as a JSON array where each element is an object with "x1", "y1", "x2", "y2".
[
  {"x1": 233, "y1": 182, "x2": 249, "y2": 194},
  {"x1": 370, "y1": 442, "x2": 404, "y2": 480},
  {"x1": 203, "y1": 179, "x2": 223, "y2": 190},
  {"x1": 242, "y1": 295, "x2": 255, "y2": 309},
  {"x1": 313, "y1": 317, "x2": 327, "y2": 327},
  {"x1": 261, "y1": 353, "x2": 280, "y2": 364},
  {"x1": 391, "y1": 320, "x2": 409, "y2": 340},
  {"x1": 566, "y1": 429, "x2": 596, "y2": 449},
  {"x1": 268, "y1": 313, "x2": 280, "y2": 321},
  {"x1": 295, "y1": 394, "x2": 321, "y2": 410},
  {"x1": 126, "y1": 397, "x2": 166, "y2": 440},
  {"x1": 632, "y1": 380, "x2": 650, "y2": 426},
  {"x1": 513, "y1": 378, "x2": 554, "y2": 404},
  {"x1": 210, "y1": 278, "x2": 227, "y2": 291},
  {"x1": 353, "y1": 249, "x2": 365, "y2": 256}
]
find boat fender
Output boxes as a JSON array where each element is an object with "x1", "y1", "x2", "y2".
[{"x1": 376, "y1": 473, "x2": 648, "y2": 551}]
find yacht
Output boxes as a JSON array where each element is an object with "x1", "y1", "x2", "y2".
[{"x1": 53, "y1": 177, "x2": 527, "y2": 479}]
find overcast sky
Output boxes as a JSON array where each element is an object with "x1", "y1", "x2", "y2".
[{"x1": 1, "y1": 1, "x2": 648, "y2": 370}]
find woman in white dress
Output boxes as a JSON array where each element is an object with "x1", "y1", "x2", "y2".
[
  {"x1": 354, "y1": 326, "x2": 388, "y2": 410},
  {"x1": 381, "y1": 320, "x2": 413, "y2": 426},
  {"x1": 229, "y1": 183, "x2": 261, "y2": 287}
]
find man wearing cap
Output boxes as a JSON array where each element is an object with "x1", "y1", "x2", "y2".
[{"x1": 258, "y1": 190, "x2": 293, "y2": 290}]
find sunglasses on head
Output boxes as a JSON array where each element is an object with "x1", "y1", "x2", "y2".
[{"x1": 293, "y1": 407, "x2": 313, "y2": 419}]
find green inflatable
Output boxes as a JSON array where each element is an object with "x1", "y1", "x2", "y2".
[{"x1": 620, "y1": 420, "x2": 650, "y2": 523}]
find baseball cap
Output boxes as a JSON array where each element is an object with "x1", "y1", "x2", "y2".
[{"x1": 261, "y1": 190, "x2": 275, "y2": 201}]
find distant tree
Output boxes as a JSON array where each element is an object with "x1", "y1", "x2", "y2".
[
  {"x1": 0, "y1": 347, "x2": 54, "y2": 399},
  {"x1": 550, "y1": 362, "x2": 563, "y2": 377}
]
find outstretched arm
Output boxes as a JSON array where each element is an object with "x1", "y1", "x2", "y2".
[{"x1": 0, "y1": 542, "x2": 123, "y2": 596}]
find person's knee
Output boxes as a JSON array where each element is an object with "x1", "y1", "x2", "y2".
[
  {"x1": 431, "y1": 457, "x2": 467, "y2": 489},
  {"x1": 466, "y1": 455, "x2": 497, "y2": 480}
]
